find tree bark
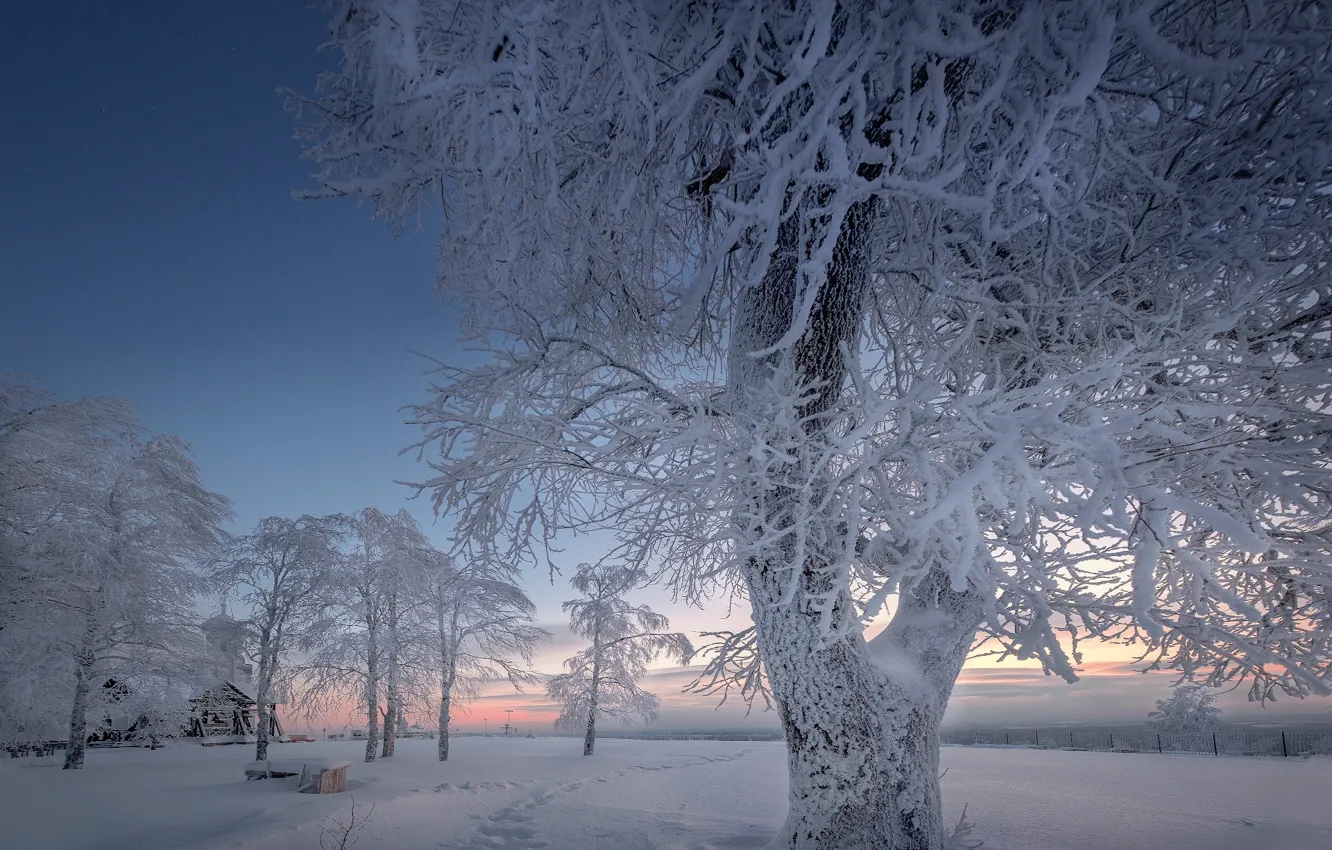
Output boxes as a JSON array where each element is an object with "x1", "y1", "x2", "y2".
[
  {"x1": 582, "y1": 689, "x2": 598, "y2": 756},
  {"x1": 62, "y1": 643, "x2": 95, "y2": 770},
  {"x1": 381, "y1": 684, "x2": 398, "y2": 758},
  {"x1": 64, "y1": 601, "x2": 102, "y2": 770},
  {"x1": 364, "y1": 636, "x2": 379, "y2": 763},
  {"x1": 583, "y1": 616, "x2": 601, "y2": 756},
  {"x1": 382, "y1": 594, "x2": 399, "y2": 758},
  {"x1": 754, "y1": 579, "x2": 977, "y2": 850},
  {"x1": 437, "y1": 686, "x2": 452, "y2": 761},
  {"x1": 437, "y1": 608, "x2": 459, "y2": 761},
  {"x1": 726, "y1": 193, "x2": 986, "y2": 846},
  {"x1": 254, "y1": 640, "x2": 274, "y2": 762}
]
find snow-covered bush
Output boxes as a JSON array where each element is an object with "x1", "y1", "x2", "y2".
[{"x1": 1148, "y1": 685, "x2": 1224, "y2": 738}]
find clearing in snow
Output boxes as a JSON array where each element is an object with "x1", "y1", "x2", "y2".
[{"x1": 0, "y1": 737, "x2": 1326, "y2": 849}]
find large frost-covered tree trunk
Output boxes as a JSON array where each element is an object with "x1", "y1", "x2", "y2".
[
  {"x1": 731, "y1": 198, "x2": 980, "y2": 848},
  {"x1": 750, "y1": 571, "x2": 980, "y2": 849}
]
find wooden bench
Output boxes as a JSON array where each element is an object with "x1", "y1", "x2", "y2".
[{"x1": 244, "y1": 759, "x2": 350, "y2": 794}]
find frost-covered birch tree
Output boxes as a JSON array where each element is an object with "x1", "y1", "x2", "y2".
[
  {"x1": 211, "y1": 514, "x2": 346, "y2": 761},
  {"x1": 546, "y1": 563, "x2": 692, "y2": 756},
  {"x1": 418, "y1": 552, "x2": 548, "y2": 761},
  {"x1": 295, "y1": 2, "x2": 1332, "y2": 846},
  {"x1": 297, "y1": 507, "x2": 426, "y2": 763},
  {"x1": 0, "y1": 381, "x2": 230, "y2": 768}
]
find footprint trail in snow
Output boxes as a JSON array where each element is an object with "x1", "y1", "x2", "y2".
[{"x1": 438, "y1": 749, "x2": 754, "y2": 850}]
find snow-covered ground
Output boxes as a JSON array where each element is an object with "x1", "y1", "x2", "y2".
[{"x1": 1, "y1": 737, "x2": 1327, "y2": 849}]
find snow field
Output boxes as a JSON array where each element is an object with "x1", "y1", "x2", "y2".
[{"x1": 0, "y1": 737, "x2": 1327, "y2": 849}]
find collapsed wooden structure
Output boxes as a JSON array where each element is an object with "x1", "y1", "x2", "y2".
[{"x1": 186, "y1": 681, "x2": 282, "y2": 739}]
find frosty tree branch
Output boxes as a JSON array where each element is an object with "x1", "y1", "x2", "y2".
[{"x1": 295, "y1": 2, "x2": 1332, "y2": 847}]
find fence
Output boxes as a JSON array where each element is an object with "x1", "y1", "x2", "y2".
[
  {"x1": 559, "y1": 726, "x2": 1332, "y2": 754},
  {"x1": 563, "y1": 730, "x2": 785, "y2": 742},
  {"x1": 940, "y1": 727, "x2": 1332, "y2": 758}
]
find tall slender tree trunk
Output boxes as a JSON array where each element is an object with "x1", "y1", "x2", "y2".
[
  {"x1": 364, "y1": 634, "x2": 379, "y2": 763},
  {"x1": 62, "y1": 634, "x2": 96, "y2": 770},
  {"x1": 437, "y1": 610, "x2": 458, "y2": 761},
  {"x1": 583, "y1": 619, "x2": 601, "y2": 756},
  {"x1": 381, "y1": 683, "x2": 398, "y2": 757},
  {"x1": 382, "y1": 597, "x2": 399, "y2": 758},
  {"x1": 437, "y1": 668, "x2": 454, "y2": 762},
  {"x1": 254, "y1": 640, "x2": 274, "y2": 762}
]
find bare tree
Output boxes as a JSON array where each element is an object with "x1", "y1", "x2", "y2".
[
  {"x1": 418, "y1": 552, "x2": 548, "y2": 761},
  {"x1": 212, "y1": 514, "x2": 345, "y2": 761},
  {"x1": 295, "y1": 3, "x2": 1332, "y2": 846},
  {"x1": 547, "y1": 564, "x2": 692, "y2": 756}
]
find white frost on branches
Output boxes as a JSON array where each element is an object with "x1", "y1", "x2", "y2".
[
  {"x1": 1147, "y1": 683, "x2": 1224, "y2": 737},
  {"x1": 546, "y1": 563, "x2": 692, "y2": 756},
  {"x1": 295, "y1": 2, "x2": 1332, "y2": 846},
  {"x1": 420, "y1": 551, "x2": 548, "y2": 761},
  {"x1": 211, "y1": 514, "x2": 345, "y2": 761},
  {"x1": 0, "y1": 379, "x2": 231, "y2": 768}
]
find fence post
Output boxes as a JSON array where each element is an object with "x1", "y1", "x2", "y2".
[
  {"x1": 1157, "y1": 733, "x2": 1162, "y2": 753},
  {"x1": 1070, "y1": 731, "x2": 1075, "y2": 748},
  {"x1": 1005, "y1": 731, "x2": 1010, "y2": 745},
  {"x1": 1282, "y1": 731, "x2": 1288, "y2": 758},
  {"x1": 1212, "y1": 732, "x2": 1218, "y2": 756},
  {"x1": 1034, "y1": 729, "x2": 1039, "y2": 747},
  {"x1": 1109, "y1": 732, "x2": 1114, "y2": 750}
]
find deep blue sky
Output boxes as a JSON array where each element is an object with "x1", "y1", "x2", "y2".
[
  {"x1": 0, "y1": 4, "x2": 743, "y2": 713},
  {"x1": 2, "y1": 1, "x2": 455, "y2": 537}
]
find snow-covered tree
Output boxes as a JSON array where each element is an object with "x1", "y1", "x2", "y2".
[
  {"x1": 1148, "y1": 684, "x2": 1224, "y2": 738},
  {"x1": 211, "y1": 514, "x2": 346, "y2": 761},
  {"x1": 297, "y1": 508, "x2": 427, "y2": 763},
  {"x1": 296, "y1": 3, "x2": 1332, "y2": 846},
  {"x1": 0, "y1": 380, "x2": 230, "y2": 768},
  {"x1": 418, "y1": 551, "x2": 548, "y2": 761},
  {"x1": 546, "y1": 564, "x2": 692, "y2": 756},
  {"x1": 1, "y1": 381, "x2": 139, "y2": 740}
]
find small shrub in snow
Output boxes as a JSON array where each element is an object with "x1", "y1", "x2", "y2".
[{"x1": 1148, "y1": 685, "x2": 1224, "y2": 737}]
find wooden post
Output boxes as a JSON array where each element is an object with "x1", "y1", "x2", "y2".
[
  {"x1": 1034, "y1": 729, "x2": 1039, "y2": 747},
  {"x1": 1108, "y1": 732, "x2": 1114, "y2": 750},
  {"x1": 1157, "y1": 733, "x2": 1162, "y2": 753},
  {"x1": 1005, "y1": 731, "x2": 1010, "y2": 746},
  {"x1": 1282, "y1": 731, "x2": 1288, "y2": 758},
  {"x1": 1212, "y1": 732, "x2": 1219, "y2": 756}
]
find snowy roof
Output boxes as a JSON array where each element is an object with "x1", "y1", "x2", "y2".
[{"x1": 192, "y1": 680, "x2": 278, "y2": 707}]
